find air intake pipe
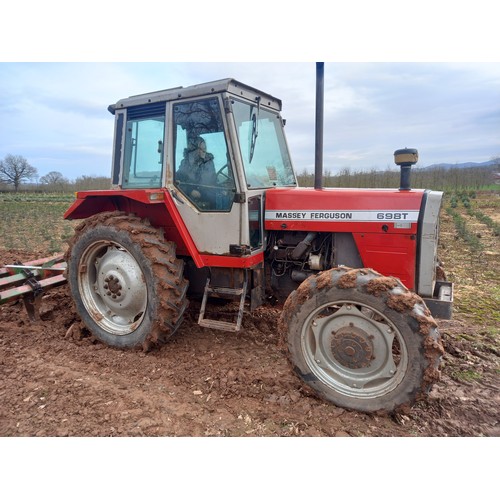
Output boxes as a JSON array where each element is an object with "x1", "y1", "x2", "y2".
[
  {"x1": 314, "y1": 62, "x2": 324, "y2": 190},
  {"x1": 394, "y1": 148, "x2": 418, "y2": 191},
  {"x1": 291, "y1": 232, "x2": 317, "y2": 260}
]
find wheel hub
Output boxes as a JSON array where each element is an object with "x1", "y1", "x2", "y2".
[
  {"x1": 104, "y1": 274, "x2": 123, "y2": 298},
  {"x1": 331, "y1": 325, "x2": 374, "y2": 369}
]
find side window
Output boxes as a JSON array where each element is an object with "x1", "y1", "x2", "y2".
[
  {"x1": 173, "y1": 98, "x2": 235, "y2": 211},
  {"x1": 122, "y1": 104, "x2": 165, "y2": 189},
  {"x1": 248, "y1": 196, "x2": 262, "y2": 249}
]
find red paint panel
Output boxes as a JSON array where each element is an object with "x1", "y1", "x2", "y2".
[
  {"x1": 265, "y1": 219, "x2": 417, "y2": 233},
  {"x1": 74, "y1": 189, "x2": 164, "y2": 204},
  {"x1": 200, "y1": 252, "x2": 264, "y2": 268},
  {"x1": 353, "y1": 233, "x2": 416, "y2": 289},
  {"x1": 265, "y1": 187, "x2": 424, "y2": 210},
  {"x1": 63, "y1": 196, "x2": 116, "y2": 219},
  {"x1": 264, "y1": 187, "x2": 423, "y2": 234}
]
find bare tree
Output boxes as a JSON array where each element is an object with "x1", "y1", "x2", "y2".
[
  {"x1": 39, "y1": 171, "x2": 69, "y2": 191},
  {"x1": 0, "y1": 154, "x2": 38, "y2": 192}
]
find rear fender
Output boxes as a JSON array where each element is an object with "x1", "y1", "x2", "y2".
[{"x1": 64, "y1": 189, "x2": 202, "y2": 266}]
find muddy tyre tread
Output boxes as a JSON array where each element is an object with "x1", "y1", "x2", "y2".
[
  {"x1": 66, "y1": 211, "x2": 189, "y2": 349},
  {"x1": 279, "y1": 266, "x2": 444, "y2": 413}
]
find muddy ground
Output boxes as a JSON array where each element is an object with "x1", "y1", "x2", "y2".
[
  {"x1": 1, "y1": 246, "x2": 498, "y2": 439},
  {"x1": 1, "y1": 202, "x2": 499, "y2": 498}
]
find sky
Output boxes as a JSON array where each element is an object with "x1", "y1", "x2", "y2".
[
  {"x1": 1, "y1": 61, "x2": 498, "y2": 182},
  {"x1": 1, "y1": 3, "x2": 499, "y2": 183}
]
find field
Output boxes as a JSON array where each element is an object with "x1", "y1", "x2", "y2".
[
  {"x1": 0, "y1": 193, "x2": 77, "y2": 254},
  {"x1": 0, "y1": 190, "x2": 499, "y2": 439}
]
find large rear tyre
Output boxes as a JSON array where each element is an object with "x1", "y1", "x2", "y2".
[
  {"x1": 280, "y1": 267, "x2": 443, "y2": 413},
  {"x1": 65, "y1": 212, "x2": 188, "y2": 349}
]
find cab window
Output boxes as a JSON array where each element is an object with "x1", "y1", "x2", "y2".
[
  {"x1": 122, "y1": 104, "x2": 165, "y2": 188},
  {"x1": 232, "y1": 99, "x2": 296, "y2": 189},
  {"x1": 173, "y1": 98, "x2": 235, "y2": 211}
]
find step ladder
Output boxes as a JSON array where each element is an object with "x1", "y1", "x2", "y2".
[{"x1": 198, "y1": 276, "x2": 248, "y2": 332}]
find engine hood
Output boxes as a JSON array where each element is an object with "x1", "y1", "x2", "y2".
[{"x1": 264, "y1": 187, "x2": 426, "y2": 232}]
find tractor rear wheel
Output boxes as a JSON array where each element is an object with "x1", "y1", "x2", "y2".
[
  {"x1": 280, "y1": 267, "x2": 444, "y2": 413},
  {"x1": 66, "y1": 212, "x2": 188, "y2": 349}
]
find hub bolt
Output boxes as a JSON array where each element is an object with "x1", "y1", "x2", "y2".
[{"x1": 345, "y1": 346, "x2": 355, "y2": 356}]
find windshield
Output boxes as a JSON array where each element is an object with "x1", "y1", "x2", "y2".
[{"x1": 232, "y1": 99, "x2": 296, "y2": 189}]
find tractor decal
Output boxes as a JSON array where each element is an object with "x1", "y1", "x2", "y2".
[{"x1": 265, "y1": 210, "x2": 419, "y2": 222}]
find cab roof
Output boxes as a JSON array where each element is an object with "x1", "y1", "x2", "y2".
[{"x1": 108, "y1": 78, "x2": 282, "y2": 114}]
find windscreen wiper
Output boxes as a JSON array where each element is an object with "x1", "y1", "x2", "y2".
[{"x1": 249, "y1": 96, "x2": 261, "y2": 163}]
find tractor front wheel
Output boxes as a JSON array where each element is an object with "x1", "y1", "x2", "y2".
[
  {"x1": 280, "y1": 267, "x2": 443, "y2": 413},
  {"x1": 66, "y1": 212, "x2": 188, "y2": 349}
]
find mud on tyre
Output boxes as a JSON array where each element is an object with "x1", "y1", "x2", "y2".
[
  {"x1": 280, "y1": 267, "x2": 444, "y2": 413},
  {"x1": 65, "y1": 212, "x2": 188, "y2": 349}
]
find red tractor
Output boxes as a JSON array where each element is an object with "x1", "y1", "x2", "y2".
[{"x1": 51, "y1": 66, "x2": 452, "y2": 413}]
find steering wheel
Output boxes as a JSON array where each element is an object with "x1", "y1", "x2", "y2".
[{"x1": 216, "y1": 164, "x2": 232, "y2": 184}]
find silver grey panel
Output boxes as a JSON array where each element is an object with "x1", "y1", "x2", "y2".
[{"x1": 418, "y1": 191, "x2": 443, "y2": 297}]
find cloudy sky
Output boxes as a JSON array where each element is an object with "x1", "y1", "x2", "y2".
[{"x1": 1, "y1": 3, "x2": 499, "y2": 182}]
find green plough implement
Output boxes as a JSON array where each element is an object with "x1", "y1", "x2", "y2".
[{"x1": 0, "y1": 255, "x2": 67, "y2": 320}]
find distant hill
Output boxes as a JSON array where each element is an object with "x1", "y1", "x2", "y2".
[{"x1": 424, "y1": 160, "x2": 498, "y2": 170}]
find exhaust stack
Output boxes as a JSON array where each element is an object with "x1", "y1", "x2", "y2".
[
  {"x1": 394, "y1": 148, "x2": 418, "y2": 191},
  {"x1": 314, "y1": 62, "x2": 324, "y2": 190}
]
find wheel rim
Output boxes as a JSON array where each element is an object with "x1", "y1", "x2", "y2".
[
  {"x1": 78, "y1": 240, "x2": 148, "y2": 336},
  {"x1": 301, "y1": 300, "x2": 408, "y2": 399}
]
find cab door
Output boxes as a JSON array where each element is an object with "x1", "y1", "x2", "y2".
[{"x1": 167, "y1": 95, "x2": 243, "y2": 256}]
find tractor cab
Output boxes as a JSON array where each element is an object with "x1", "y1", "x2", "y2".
[{"x1": 107, "y1": 79, "x2": 297, "y2": 256}]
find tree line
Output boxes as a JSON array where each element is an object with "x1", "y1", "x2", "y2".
[
  {"x1": 0, "y1": 154, "x2": 110, "y2": 192},
  {"x1": 297, "y1": 162, "x2": 499, "y2": 191}
]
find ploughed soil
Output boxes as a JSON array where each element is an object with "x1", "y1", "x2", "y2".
[{"x1": 1, "y1": 246, "x2": 498, "y2": 438}]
